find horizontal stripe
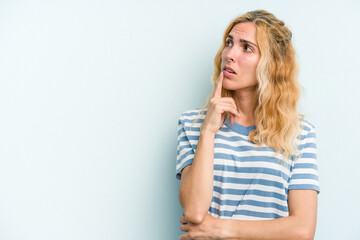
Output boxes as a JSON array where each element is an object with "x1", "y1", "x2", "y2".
[
  {"x1": 291, "y1": 168, "x2": 319, "y2": 176},
  {"x1": 289, "y1": 178, "x2": 319, "y2": 186},
  {"x1": 294, "y1": 163, "x2": 318, "y2": 170},
  {"x1": 211, "y1": 202, "x2": 288, "y2": 218},
  {"x1": 209, "y1": 207, "x2": 284, "y2": 219},
  {"x1": 213, "y1": 170, "x2": 288, "y2": 189},
  {"x1": 178, "y1": 135, "x2": 199, "y2": 142},
  {"x1": 301, "y1": 152, "x2": 317, "y2": 159},
  {"x1": 214, "y1": 152, "x2": 292, "y2": 169},
  {"x1": 212, "y1": 196, "x2": 289, "y2": 212},
  {"x1": 288, "y1": 184, "x2": 320, "y2": 192},
  {"x1": 214, "y1": 164, "x2": 288, "y2": 181},
  {"x1": 300, "y1": 132, "x2": 316, "y2": 140},
  {"x1": 181, "y1": 111, "x2": 204, "y2": 116},
  {"x1": 291, "y1": 173, "x2": 319, "y2": 181},
  {"x1": 180, "y1": 118, "x2": 204, "y2": 124},
  {"x1": 181, "y1": 126, "x2": 201, "y2": 132},
  {"x1": 215, "y1": 142, "x2": 275, "y2": 153},
  {"x1": 212, "y1": 190, "x2": 287, "y2": 207},
  {"x1": 213, "y1": 180, "x2": 286, "y2": 197},
  {"x1": 213, "y1": 175, "x2": 285, "y2": 190},
  {"x1": 176, "y1": 108, "x2": 320, "y2": 220},
  {"x1": 213, "y1": 186, "x2": 287, "y2": 201},
  {"x1": 298, "y1": 142, "x2": 316, "y2": 150}
]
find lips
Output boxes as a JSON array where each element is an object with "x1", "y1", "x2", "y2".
[{"x1": 223, "y1": 66, "x2": 236, "y2": 74}]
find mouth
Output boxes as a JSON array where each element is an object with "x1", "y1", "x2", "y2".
[{"x1": 223, "y1": 66, "x2": 237, "y2": 76}]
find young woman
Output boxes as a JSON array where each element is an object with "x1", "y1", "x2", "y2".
[{"x1": 176, "y1": 10, "x2": 320, "y2": 239}]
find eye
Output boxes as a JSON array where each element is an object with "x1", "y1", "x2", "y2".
[
  {"x1": 225, "y1": 39, "x2": 233, "y2": 47},
  {"x1": 244, "y1": 44, "x2": 253, "y2": 52}
]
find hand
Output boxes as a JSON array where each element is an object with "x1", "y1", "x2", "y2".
[
  {"x1": 179, "y1": 213, "x2": 222, "y2": 240},
  {"x1": 201, "y1": 72, "x2": 240, "y2": 135}
]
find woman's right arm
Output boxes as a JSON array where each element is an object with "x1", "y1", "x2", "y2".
[
  {"x1": 179, "y1": 129, "x2": 216, "y2": 224},
  {"x1": 179, "y1": 72, "x2": 240, "y2": 224}
]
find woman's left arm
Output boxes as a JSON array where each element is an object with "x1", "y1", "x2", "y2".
[{"x1": 179, "y1": 189, "x2": 318, "y2": 240}]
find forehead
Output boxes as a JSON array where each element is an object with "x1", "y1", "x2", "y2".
[{"x1": 228, "y1": 22, "x2": 257, "y2": 42}]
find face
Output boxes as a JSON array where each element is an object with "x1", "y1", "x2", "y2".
[{"x1": 221, "y1": 22, "x2": 261, "y2": 92}]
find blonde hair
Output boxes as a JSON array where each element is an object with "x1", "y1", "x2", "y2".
[{"x1": 193, "y1": 9, "x2": 303, "y2": 158}]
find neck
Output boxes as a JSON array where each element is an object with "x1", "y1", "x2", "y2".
[{"x1": 232, "y1": 88, "x2": 257, "y2": 126}]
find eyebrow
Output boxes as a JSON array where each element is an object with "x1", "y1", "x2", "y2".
[{"x1": 226, "y1": 34, "x2": 258, "y2": 48}]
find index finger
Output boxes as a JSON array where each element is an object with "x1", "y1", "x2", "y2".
[{"x1": 212, "y1": 72, "x2": 223, "y2": 98}]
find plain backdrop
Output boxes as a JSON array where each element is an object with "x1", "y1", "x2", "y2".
[{"x1": 1, "y1": 0, "x2": 359, "y2": 239}]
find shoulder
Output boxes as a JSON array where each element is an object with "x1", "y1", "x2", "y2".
[
  {"x1": 300, "y1": 118, "x2": 316, "y2": 133},
  {"x1": 178, "y1": 107, "x2": 208, "y2": 125},
  {"x1": 299, "y1": 118, "x2": 317, "y2": 142}
]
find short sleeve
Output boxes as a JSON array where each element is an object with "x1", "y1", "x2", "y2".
[
  {"x1": 175, "y1": 114, "x2": 196, "y2": 180},
  {"x1": 288, "y1": 122, "x2": 320, "y2": 194}
]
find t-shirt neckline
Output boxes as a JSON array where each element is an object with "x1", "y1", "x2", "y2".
[{"x1": 224, "y1": 121, "x2": 256, "y2": 135}]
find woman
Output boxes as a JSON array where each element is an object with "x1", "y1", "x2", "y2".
[{"x1": 176, "y1": 10, "x2": 320, "y2": 239}]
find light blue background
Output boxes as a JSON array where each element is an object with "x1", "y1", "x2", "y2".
[{"x1": 1, "y1": 0, "x2": 359, "y2": 239}]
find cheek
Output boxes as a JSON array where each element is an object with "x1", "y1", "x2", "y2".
[
  {"x1": 244, "y1": 56, "x2": 259, "y2": 66},
  {"x1": 252, "y1": 55, "x2": 261, "y2": 67},
  {"x1": 221, "y1": 50, "x2": 227, "y2": 62},
  {"x1": 240, "y1": 59, "x2": 258, "y2": 73}
]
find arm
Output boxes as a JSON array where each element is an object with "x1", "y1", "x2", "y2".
[
  {"x1": 219, "y1": 189, "x2": 318, "y2": 240},
  {"x1": 179, "y1": 189, "x2": 318, "y2": 240},
  {"x1": 179, "y1": 130, "x2": 216, "y2": 224},
  {"x1": 178, "y1": 72, "x2": 241, "y2": 225}
]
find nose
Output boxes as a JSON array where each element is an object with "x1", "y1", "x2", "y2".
[{"x1": 223, "y1": 47, "x2": 238, "y2": 63}]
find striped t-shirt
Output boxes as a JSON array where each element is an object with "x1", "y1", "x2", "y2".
[{"x1": 176, "y1": 108, "x2": 320, "y2": 220}]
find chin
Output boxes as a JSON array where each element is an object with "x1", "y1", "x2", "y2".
[{"x1": 222, "y1": 79, "x2": 237, "y2": 90}]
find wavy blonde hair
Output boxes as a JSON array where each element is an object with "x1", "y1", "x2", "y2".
[{"x1": 193, "y1": 9, "x2": 303, "y2": 158}]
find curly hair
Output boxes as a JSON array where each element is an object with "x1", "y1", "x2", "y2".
[{"x1": 193, "y1": 9, "x2": 303, "y2": 159}]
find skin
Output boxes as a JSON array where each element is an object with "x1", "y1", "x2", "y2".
[
  {"x1": 178, "y1": 22, "x2": 318, "y2": 240},
  {"x1": 221, "y1": 22, "x2": 261, "y2": 127},
  {"x1": 201, "y1": 21, "x2": 260, "y2": 136}
]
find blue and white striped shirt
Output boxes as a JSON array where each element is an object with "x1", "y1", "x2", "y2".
[{"x1": 176, "y1": 108, "x2": 320, "y2": 220}]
